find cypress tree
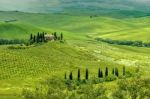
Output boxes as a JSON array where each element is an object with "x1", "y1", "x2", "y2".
[
  {"x1": 112, "y1": 68, "x2": 115, "y2": 75},
  {"x1": 64, "y1": 72, "x2": 67, "y2": 79},
  {"x1": 105, "y1": 67, "x2": 108, "y2": 77},
  {"x1": 85, "y1": 68, "x2": 89, "y2": 80},
  {"x1": 54, "y1": 32, "x2": 57, "y2": 40},
  {"x1": 123, "y1": 66, "x2": 125, "y2": 76},
  {"x1": 37, "y1": 32, "x2": 40, "y2": 43},
  {"x1": 60, "y1": 33, "x2": 63, "y2": 40},
  {"x1": 30, "y1": 34, "x2": 33, "y2": 41},
  {"x1": 69, "y1": 71, "x2": 73, "y2": 80},
  {"x1": 40, "y1": 33, "x2": 42, "y2": 42},
  {"x1": 98, "y1": 68, "x2": 101, "y2": 78},
  {"x1": 78, "y1": 69, "x2": 81, "y2": 81},
  {"x1": 115, "y1": 68, "x2": 119, "y2": 77}
]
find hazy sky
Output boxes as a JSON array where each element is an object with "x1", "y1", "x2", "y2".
[{"x1": 0, "y1": 0, "x2": 150, "y2": 13}]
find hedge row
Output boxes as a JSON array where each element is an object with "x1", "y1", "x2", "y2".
[{"x1": 96, "y1": 38, "x2": 150, "y2": 47}]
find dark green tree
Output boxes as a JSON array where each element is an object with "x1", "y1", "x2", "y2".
[
  {"x1": 105, "y1": 67, "x2": 108, "y2": 77},
  {"x1": 115, "y1": 68, "x2": 119, "y2": 77},
  {"x1": 37, "y1": 32, "x2": 40, "y2": 43},
  {"x1": 112, "y1": 68, "x2": 115, "y2": 75},
  {"x1": 123, "y1": 66, "x2": 126, "y2": 76},
  {"x1": 60, "y1": 33, "x2": 63, "y2": 40},
  {"x1": 69, "y1": 71, "x2": 73, "y2": 80},
  {"x1": 30, "y1": 34, "x2": 33, "y2": 41},
  {"x1": 85, "y1": 68, "x2": 89, "y2": 80},
  {"x1": 40, "y1": 33, "x2": 43, "y2": 42},
  {"x1": 78, "y1": 69, "x2": 81, "y2": 81},
  {"x1": 98, "y1": 68, "x2": 101, "y2": 78},
  {"x1": 54, "y1": 32, "x2": 57, "y2": 40}
]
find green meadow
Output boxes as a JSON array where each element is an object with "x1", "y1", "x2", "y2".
[{"x1": 0, "y1": 11, "x2": 150, "y2": 99}]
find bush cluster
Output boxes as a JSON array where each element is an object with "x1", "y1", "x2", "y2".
[
  {"x1": 112, "y1": 77, "x2": 150, "y2": 99},
  {"x1": 22, "y1": 77, "x2": 150, "y2": 99},
  {"x1": 22, "y1": 77, "x2": 108, "y2": 99}
]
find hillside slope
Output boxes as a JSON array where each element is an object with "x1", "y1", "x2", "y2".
[
  {"x1": 1, "y1": 11, "x2": 150, "y2": 42},
  {"x1": 0, "y1": 11, "x2": 150, "y2": 99}
]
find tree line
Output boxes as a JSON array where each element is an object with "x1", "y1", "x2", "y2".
[
  {"x1": 0, "y1": 39, "x2": 26, "y2": 45},
  {"x1": 65, "y1": 66, "x2": 126, "y2": 81},
  {"x1": 0, "y1": 32, "x2": 64, "y2": 45},
  {"x1": 96, "y1": 38, "x2": 150, "y2": 47}
]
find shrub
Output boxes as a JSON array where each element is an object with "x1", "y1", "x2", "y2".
[
  {"x1": 105, "y1": 75, "x2": 117, "y2": 82},
  {"x1": 78, "y1": 84, "x2": 108, "y2": 99},
  {"x1": 91, "y1": 77, "x2": 105, "y2": 84},
  {"x1": 112, "y1": 77, "x2": 150, "y2": 99},
  {"x1": 22, "y1": 89, "x2": 35, "y2": 99},
  {"x1": 8, "y1": 44, "x2": 31, "y2": 49},
  {"x1": 125, "y1": 71, "x2": 134, "y2": 78}
]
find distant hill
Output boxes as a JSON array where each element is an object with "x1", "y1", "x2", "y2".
[{"x1": 0, "y1": 0, "x2": 150, "y2": 17}]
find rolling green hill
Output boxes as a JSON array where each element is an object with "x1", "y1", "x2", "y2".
[
  {"x1": 1, "y1": 11, "x2": 150, "y2": 42},
  {"x1": 0, "y1": 11, "x2": 150, "y2": 99}
]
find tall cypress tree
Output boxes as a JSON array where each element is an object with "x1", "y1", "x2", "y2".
[
  {"x1": 115, "y1": 68, "x2": 119, "y2": 77},
  {"x1": 85, "y1": 68, "x2": 89, "y2": 80},
  {"x1": 69, "y1": 71, "x2": 73, "y2": 80},
  {"x1": 54, "y1": 32, "x2": 57, "y2": 40},
  {"x1": 105, "y1": 67, "x2": 108, "y2": 77},
  {"x1": 123, "y1": 66, "x2": 125, "y2": 76},
  {"x1": 37, "y1": 32, "x2": 40, "y2": 43},
  {"x1": 40, "y1": 33, "x2": 43, "y2": 42},
  {"x1": 30, "y1": 34, "x2": 33, "y2": 41},
  {"x1": 98, "y1": 68, "x2": 101, "y2": 78},
  {"x1": 78, "y1": 69, "x2": 81, "y2": 81},
  {"x1": 112, "y1": 68, "x2": 115, "y2": 75},
  {"x1": 60, "y1": 33, "x2": 63, "y2": 40}
]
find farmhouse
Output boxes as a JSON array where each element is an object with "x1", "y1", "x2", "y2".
[{"x1": 44, "y1": 34, "x2": 55, "y2": 41}]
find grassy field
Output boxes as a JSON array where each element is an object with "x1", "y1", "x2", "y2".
[{"x1": 0, "y1": 11, "x2": 150, "y2": 98}]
